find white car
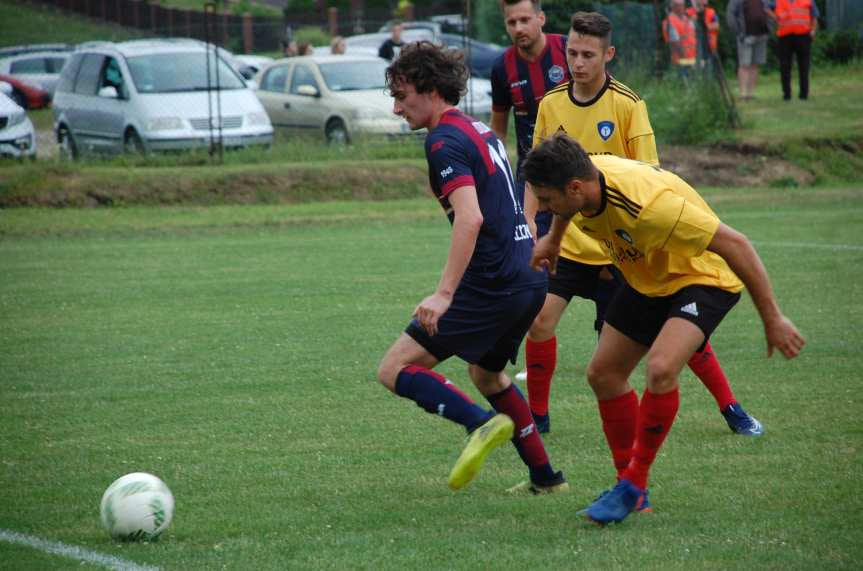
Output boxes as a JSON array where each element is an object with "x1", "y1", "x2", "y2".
[
  {"x1": 52, "y1": 39, "x2": 273, "y2": 157},
  {"x1": 255, "y1": 54, "x2": 413, "y2": 143},
  {"x1": 0, "y1": 45, "x2": 71, "y2": 96},
  {"x1": 0, "y1": 88, "x2": 37, "y2": 159}
]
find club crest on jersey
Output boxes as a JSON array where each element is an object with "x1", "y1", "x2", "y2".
[
  {"x1": 597, "y1": 121, "x2": 615, "y2": 141},
  {"x1": 615, "y1": 229, "x2": 634, "y2": 245},
  {"x1": 548, "y1": 65, "x2": 565, "y2": 84}
]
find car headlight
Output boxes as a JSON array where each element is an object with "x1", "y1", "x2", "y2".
[
  {"x1": 6, "y1": 110, "x2": 26, "y2": 127},
  {"x1": 246, "y1": 111, "x2": 270, "y2": 126},
  {"x1": 146, "y1": 117, "x2": 185, "y2": 131},
  {"x1": 14, "y1": 134, "x2": 32, "y2": 150}
]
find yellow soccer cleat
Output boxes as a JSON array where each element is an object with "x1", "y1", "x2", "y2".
[{"x1": 448, "y1": 414, "x2": 514, "y2": 491}]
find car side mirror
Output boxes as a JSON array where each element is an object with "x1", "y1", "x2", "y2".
[
  {"x1": 296, "y1": 84, "x2": 320, "y2": 98},
  {"x1": 98, "y1": 86, "x2": 119, "y2": 99},
  {"x1": 245, "y1": 79, "x2": 259, "y2": 91}
]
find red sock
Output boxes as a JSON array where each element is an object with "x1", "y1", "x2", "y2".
[
  {"x1": 525, "y1": 336, "x2": 556, "y2": 416},
  {"x1": 487, "y1": 384, "x2": 552, "y2": 480},
  {"x1": 597, "y1": 390, "x2": 639, "y2": 478},
  {"x1": 687, "y1": 341, "x2": 736, "y2": 410},
  {"x1": 622, "y1": 388, "x2": 680, "y2": 490}
]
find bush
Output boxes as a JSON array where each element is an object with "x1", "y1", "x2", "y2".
[
  {"x1": 626, "y1": 70, "x2": 732, "y2": 145},
  {"x1": 814, "y1": 30, "x2": 863, "y2": 65},
  {"x1": 293, "y1": 26, "x2": 331, "y2": 48}
]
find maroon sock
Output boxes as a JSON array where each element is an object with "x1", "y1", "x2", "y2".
[
  {"x1": 688, "y1": 341, "x2": 736, "y2": 410},
  {"x1": 525, "y1": 336, "x2": 556, "y2": 416},
  {"x1": 622, "y1": 388, "x2": 680, "y2": 490},
  {"x1": 486, "y1": 384, "x2": 554, "y2": 482},
  {"x1": 597, "y1": 390, "x2": 639, "y2": 478}
]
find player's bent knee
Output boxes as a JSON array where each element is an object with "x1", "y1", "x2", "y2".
[
  {"x1": 376, "y1": 360, "x2": 399, "y2": 392},
  {"x1": 645, "y1": 357, "x2": 679, "y2": 393}
]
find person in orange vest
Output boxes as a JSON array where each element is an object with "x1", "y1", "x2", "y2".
[
  {"x1": 663, "y1": 0, "x2": 697, "y2": 73},
  {"x1": 767, "y1": 0, "x2": 819, "y2": 100},
  {"x1": 687, "y1": 0, "x2": 720, "y2": 55}
]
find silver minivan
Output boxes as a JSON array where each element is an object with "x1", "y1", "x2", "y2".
[{"x1": 53, "y1": 39, "x2": 273, "y2": 157}]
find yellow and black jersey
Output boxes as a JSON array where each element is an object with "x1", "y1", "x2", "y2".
[
  {"x1": 571, "y1": 155, "x2": 744, "y2": 297},
  {"x1": 533, "y1": 74, "x2": 658, "y2": 264}
]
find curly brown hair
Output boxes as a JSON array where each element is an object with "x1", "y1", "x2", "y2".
[{"x1": 385, "y1": 41, "x2": 468, "y2": 106}]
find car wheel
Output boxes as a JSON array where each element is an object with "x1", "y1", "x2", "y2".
[
  {"x1": 124, "y1": 129, "x2": 146, "y2": 155},
  {"x1": 325, "y1": 119, "x2": 349, "y2": 145},
  {"x1": 11, "y1": 89, "x2": 27, "y2": 109},
  {"x1": 58, "y1": 127, "x2": 78, "y2": 160}
]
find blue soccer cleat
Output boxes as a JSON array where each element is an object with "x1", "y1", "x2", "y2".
[
  {"x1": 721, "y1": 403, "x2": 764, "y2": 436},
  {"x1": 578, "y1": 479, "x2": 644, "y2": 524}
]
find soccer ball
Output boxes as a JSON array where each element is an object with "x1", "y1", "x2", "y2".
[{"x1": 100, "y1": 472, "x2": 174, "y2": 541}]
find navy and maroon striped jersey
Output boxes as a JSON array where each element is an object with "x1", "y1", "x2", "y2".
[
  {"x1": 424, "y1": 109, "x2": 545, "y2": 295},
  {"x1": 490, "y1": 33, "x2": 570, "y2": 174}
]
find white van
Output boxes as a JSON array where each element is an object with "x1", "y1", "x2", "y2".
[{"x1": 52, "y1": 39, "x2": 273, "y2": 158}]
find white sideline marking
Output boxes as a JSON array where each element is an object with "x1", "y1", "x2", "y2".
[
  {"x1": 752, "y1": 240, "x2": 863, "y2": 252},
  {"x1": 0, "y1": 529, "x2": 159, "y2": 571}
]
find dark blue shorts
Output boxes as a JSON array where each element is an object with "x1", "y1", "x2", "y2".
[{"x1": 405, "y1": 284, "x2": 547, "y2": 372}]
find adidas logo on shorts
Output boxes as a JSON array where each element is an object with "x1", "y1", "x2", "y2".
[{"x1": 680, "y1": 302, "x2": 699, "y2": 317}]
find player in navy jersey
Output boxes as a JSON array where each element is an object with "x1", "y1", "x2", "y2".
[
  {"x1": 490, "y1": 0, "x2": 570, "y2": 238},
  {"x1": 376, "y1": 41, "x2": 568, "y2": 494}
]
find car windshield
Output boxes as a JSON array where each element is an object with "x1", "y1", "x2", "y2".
[
  {"x1": 318, "y1": 60, "x2": 388, "y2": 92},
  {"x1": 126, "y1": 52, "x2": 245, "y2": 93}
]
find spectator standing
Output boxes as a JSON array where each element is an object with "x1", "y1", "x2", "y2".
[
  {"x1": 378, "y1": 21, "x2": 405, "y2": 61},
  {"x1": 297, "y1": 42, "x2": 314, "y2": 56},
  {"x1": 687, "y1": 0, "x2": 720, "y2": 55},
  {"x1": 727, "y1": 0, "x2": 770, "y2": 100},
  {"x1": 663, "y1": 0, "x2": 697, "y2": 74},
  {"x1": 767, "y1": 0, "x2": 819, "y2": 100},
  {"x1": 330, "y1": 36, "x2": 346, "y2": 55},
  {"x1": 283, "y1": 40, "x2": 299, "y2": 57}
]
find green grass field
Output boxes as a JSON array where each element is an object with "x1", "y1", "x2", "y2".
[{"x1": 2, "y1": 186, "x2": 862, "y2": 569}]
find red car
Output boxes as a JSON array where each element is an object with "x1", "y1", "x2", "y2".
[{"x1": 0, "y1": 73, "x2": 50, "y2": 110}]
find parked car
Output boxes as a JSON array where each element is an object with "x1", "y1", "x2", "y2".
[
  {"x1": 255, "y1": 54, "x2": 411, "y2": 143},
  {"x1": 0, "y1": 90, "x2": 37, "y2": 159},
  {"x1": 341, "y1": 31, "x2": 503, "y2": 79},
  {"x1": 233, "y1": 54, "x2": 273, "y2": 78},
  {"x1": 341, "y1": 30, "x2": 436, "y2": 57},
  {"x1": 0, "y1": 73, "x2": 51, "y2": 109},
  {"x1": 0, "y1": 49, "x2": 71, "y2": 96},
  {"x1": 438, "y1": 34, "x2": 504, "y2": 79},
  {"x1": 52, "y1": 39, "x2": 273, "y2": 158}
]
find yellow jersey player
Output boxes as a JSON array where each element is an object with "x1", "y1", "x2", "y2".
[
  {"x1": 520, "y1": 11, "x2": 763, "y2": 440},
  {"x1": 524, "y1": 133, "x2": 805, "y2": 524}
]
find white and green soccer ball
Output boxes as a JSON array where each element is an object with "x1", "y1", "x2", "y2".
[{"x1": 100, "y1": 472, "x2": 174, "y2": 541}]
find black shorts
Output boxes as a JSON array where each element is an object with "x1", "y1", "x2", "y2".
[
  {"x1": 548, "y1": 258, "x2": 621, "y2": 333},
  {"x1": 547, "y1": 257, "x2": 616, "y2": 302},
  {"x1": 406, "y1": 284, "x2": 547, "y2": 372},
  {"x1": 604, "y1": 282, "x2": 741, "y2": 349}
]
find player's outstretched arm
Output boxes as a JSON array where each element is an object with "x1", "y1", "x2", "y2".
[
  {"x1": 413, "y1": 185, "x2": 482, "y2": 336},
  {"x1": 707, "y1": 223, "x2": 806, "y2": 359}
]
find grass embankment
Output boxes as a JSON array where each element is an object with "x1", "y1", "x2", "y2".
[{"x1": 0, "y1": 0, "x2": 145, "y2": 45}]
